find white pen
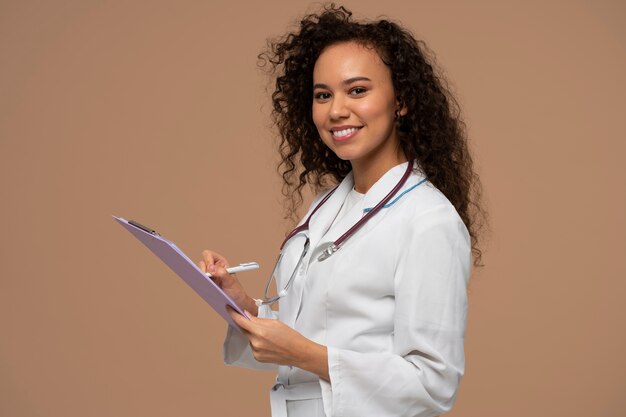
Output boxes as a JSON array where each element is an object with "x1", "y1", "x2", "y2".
[{"x1": 205, "y1": 262, "x2": 259, "y2": 277}]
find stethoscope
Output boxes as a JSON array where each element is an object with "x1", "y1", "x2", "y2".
[{"x1": 255, "y1": 160, "x2": 415, "y2": 306}]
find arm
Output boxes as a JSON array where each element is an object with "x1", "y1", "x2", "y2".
[
  {"x1": 320, "y1": 209, "x2": 471, "y2": 416},
  {"x1": 228, "y1": 309, "x2": 330, "y2": 381}
]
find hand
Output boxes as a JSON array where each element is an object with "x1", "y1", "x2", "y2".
[
  {"x1": 228, "y1": 307, "x2": 330, "y2": 381},
  {"x1": 197, "y1": 250, "x2": 257, "y2": 316}
]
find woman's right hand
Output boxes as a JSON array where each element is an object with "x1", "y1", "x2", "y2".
[{"x1": 197, "y1": 250, "x2": 258, "y2": 316}]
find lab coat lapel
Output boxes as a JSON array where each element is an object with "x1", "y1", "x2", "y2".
[
  {"x1": 280, "y1": 173, "x2": 354, "y2": 327},
  {"x1": 309, "y1": 162, "x2": 413, "y2": 261},
  {"x1": 305, "y1": 172, "x2": 355, "y2": 254}
]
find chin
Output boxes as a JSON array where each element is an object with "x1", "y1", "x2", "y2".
[
  {"x1": 327, "y1": 144, "x2": 361, "y2": 162},
  {"x1": 331, "y1": 151, "x2": 359, "y2": 162}
]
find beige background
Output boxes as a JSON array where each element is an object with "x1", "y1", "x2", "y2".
[{"x1": 1, "y1": 0, "x2": 625, "y2": 416}]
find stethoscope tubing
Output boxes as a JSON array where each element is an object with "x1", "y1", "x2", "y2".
[{"x1": 258, "y1": 160, "x2": 415, "y2": 305}]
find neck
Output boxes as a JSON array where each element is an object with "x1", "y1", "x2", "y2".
[{"x1": 351, "y1": 147, "x2": 407, "y2": 194}]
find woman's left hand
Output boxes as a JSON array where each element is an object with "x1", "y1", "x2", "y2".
[{"x1": 228, "y1": 308, "x2": 330, "y2": 381}]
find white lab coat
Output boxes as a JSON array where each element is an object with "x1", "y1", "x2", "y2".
[{"x1": 224, "y1": 161, "x2": 471, "y2": 417}]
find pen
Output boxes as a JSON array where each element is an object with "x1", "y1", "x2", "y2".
[{"x1": 205, "y1": 262, "x2": 259, "y2": 277}]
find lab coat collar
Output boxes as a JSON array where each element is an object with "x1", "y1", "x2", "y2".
[
  {"x1": 361, "y1": 161, "x2": 421, "y2": 211},
  {"x1": 307, "y1": 161, "x2": 425, "y2": 259}
]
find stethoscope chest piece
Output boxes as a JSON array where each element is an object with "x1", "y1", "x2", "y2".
[{"x1": 317, "y1": 244, "x2": 338, "y2": 261}]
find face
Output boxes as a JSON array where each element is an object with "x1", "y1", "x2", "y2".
[{"x1": 312, "y1": 41, "x2": 406, "y2": 169}]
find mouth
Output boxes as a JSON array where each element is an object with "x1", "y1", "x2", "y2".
[{"x1": 330, "y1": 126, "x2": 362, "y2": 140}]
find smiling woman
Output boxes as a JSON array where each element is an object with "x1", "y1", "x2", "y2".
[{"x1": 197, "y1": 4, "x2": 485, "y2": 417}]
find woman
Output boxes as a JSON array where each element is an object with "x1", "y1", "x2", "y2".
[{"x1": 199, "y1": 5, "x2": 484, "y2": 417}]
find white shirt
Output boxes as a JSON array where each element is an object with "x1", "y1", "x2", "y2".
[{"x1": 223, "y1": 162, "x2": 471, "y2": 417}]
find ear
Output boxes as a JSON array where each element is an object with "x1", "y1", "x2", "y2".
[
  {"x1": 395, "y1": 96, "x2": 408, "y2": 117},
  {"x1": 394, "y1": 104, "x2": 408, "y2": 120}
]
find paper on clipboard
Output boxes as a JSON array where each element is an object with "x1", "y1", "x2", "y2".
[{"x1": 113, "y1": 216, "x2": 249, "y2": 330}]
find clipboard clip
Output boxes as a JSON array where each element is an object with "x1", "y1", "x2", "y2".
[{"x1": 128, "y1": 220, "x2": 161, "y2": 236}]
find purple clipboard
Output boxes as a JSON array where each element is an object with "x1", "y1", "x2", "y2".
[{"x1": 113, "y1": 216, "x2": 249, "y2": 329}]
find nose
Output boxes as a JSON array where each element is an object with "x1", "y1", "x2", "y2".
[{"x1": 329, "y1": 95, "x2": 349, "y2": 120}]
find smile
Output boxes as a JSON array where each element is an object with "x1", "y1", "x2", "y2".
[{"x1": 331, "y1": 127, "x2": 362, "y2": 138}]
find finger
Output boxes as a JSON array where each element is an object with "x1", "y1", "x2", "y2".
[
  {"x1": 197, "y1": 260, "x2": 207, "y2": 273},
  {"x1": 205, "y1": 265, "x2": 222, "y2": 287},
  {"x1": 202, "y1": 250, "x2": 216, "y2": 267},
  {"x1": 211, "y1": 264, "x2": 235, "y2": 284},
  {"x1": 228, "y1": 306, "x2": 253, "y2": 331},
  {"x1": 202, "y1": 249, "x2": 231, "y2": 268},
  {"x1": 214, "y1": 252, "x2": 230, "y2": 268},
  {"x1": 244, "y1": 310, "x2": 260, "y2": 323}
]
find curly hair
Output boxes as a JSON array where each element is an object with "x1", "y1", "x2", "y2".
[{"x1": 259, "y1": 4, "x2": 485, "y2": 266}]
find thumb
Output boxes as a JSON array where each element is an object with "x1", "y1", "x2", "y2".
[{"x1": 244, "y1": 310, "x2": 257, "y2": 322}]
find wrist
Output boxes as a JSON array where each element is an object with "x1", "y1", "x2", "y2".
[
  {"x1": 242, "y1": 296, "x2": 259, "y2": 317},
  {"x1": 295, "y1": 340, "x2": 329, "y2": 382}
]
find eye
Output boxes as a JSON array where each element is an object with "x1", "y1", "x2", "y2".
[
  {"x1": 349, "y1": 87, "x2": 367, "y2": 96},
  {"x1": 314, "y1": 91, "x2": 332, "y2": 101}
]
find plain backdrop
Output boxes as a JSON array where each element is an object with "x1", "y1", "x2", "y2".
[{"x1": 1, "y1": 1, "x2": 625, "y2": 416}]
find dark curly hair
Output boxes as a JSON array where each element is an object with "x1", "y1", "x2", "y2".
[{"x1": 259, "y1": 4, "x2": 485, "y2": 266}]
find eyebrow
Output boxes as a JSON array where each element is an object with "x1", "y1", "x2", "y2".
[{"x1": 313, "y1": 76, "x2": 372, "y2": 90}]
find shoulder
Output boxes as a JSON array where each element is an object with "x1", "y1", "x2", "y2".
[
  {"x1": 391, "y1": 181, "x2": 472, "y2": 279},
  {"x1": 397, "y1": 178, "x2": 463, "y2": 221},
  {"x1": 389, "y1": 179, "x2": 470, "y2": 247}
]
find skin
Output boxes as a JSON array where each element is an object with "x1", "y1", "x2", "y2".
[{"x1": 198, "y1": 41, "x2": 407, "y2": 383}]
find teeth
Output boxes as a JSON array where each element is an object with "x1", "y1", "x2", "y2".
[{"x1": 332, "y1": 127, "x2": 360, "y2": 137}]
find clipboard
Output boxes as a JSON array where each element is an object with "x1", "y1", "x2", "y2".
[{"x1": 113, "y1": 216, "x2": 249, "y2": 329}]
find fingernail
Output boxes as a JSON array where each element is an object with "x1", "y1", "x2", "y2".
[{"x1": 208, "y1": 264, "x2": 216, "y2": 272}]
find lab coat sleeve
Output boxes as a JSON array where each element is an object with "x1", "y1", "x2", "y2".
[
  {"x1": 320, "y1": 207, "x2": 471, "y2": 417},
  {"x1": 223, "y1": 304, "x2": 279, "y2": 371}
]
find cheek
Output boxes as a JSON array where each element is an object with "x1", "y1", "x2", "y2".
[
  {"x1": 311, "y1": 104, "x2": 325, "y2": 132},
  {"x1": 355, "y1": 97, "x2": 395, "y2": 122}
]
